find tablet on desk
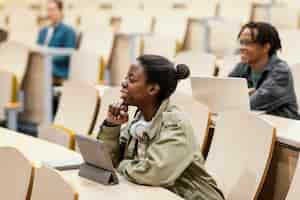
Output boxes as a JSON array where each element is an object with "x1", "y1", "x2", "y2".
[{"x1": 75, "y1": 134, "x2": 119, "y2": 185}]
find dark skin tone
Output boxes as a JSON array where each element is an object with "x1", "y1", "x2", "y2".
[
  {"x1": 106, "y1": 63, "x2": 161, "y2": 125},
  {"x1": 238, "y1": 27, "x2": 271, "y2": 95}
]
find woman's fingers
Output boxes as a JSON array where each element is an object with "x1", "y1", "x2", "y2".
[{"x1": 107, "y1": 102, "x2": 129, "y2": 125}]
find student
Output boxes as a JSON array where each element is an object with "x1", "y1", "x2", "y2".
[
  {"x1": 97, "y1": 55, "x2": 224, "y2": 200},
  {"x1": 37, "y1": 0, "x2": 76, "y2": 85},
  {"x1": 229, "y1": 22, "x2": 300, "y2": 120}
]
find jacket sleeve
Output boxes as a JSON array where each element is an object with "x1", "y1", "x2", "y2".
[
  {"x1": 97, "y1": 122, "x2": 131, "y2": 166},
  {"x1": 52, "y1": 29, "x2": 77, "y2": 64},
  {"x1": 97, "y1": 125, "x2": 122, "y2": 166},
  {"x1": 250, "y1": 65, "x2": 290, "y2": 111},
  {"x1": 118, "y1": 113, "x2": 194, "y2": 186},
  {"x1": 37, "y1": 28, "x2": 46, "y2": 45}
]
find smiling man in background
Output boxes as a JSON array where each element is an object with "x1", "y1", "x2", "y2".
[{"x1": 229, "y1": 22, "x2": 300, "y2": 120}]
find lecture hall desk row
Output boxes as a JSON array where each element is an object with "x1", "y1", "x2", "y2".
[
  {"x1": 1, "y1": 112, "x2": 300, "y2": 200},
  {"x1": 208, "y1": 114, "x2": 300, "y2": 200},
  {"x1": 0, "y1": 127, "x2": 183, "y2": 200}
]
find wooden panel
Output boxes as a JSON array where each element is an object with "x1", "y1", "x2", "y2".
[
  {"x1": 0, "y1": 146, "x2": 33, "y2": 200},
  {"x1": 0, "y1": 71, "x2": 14, "y2": 120},
  {"x1": 191, "y1": 77, "x2": 250, "y2": 113},
  {"x1": 19, "y1": 51, "x2": 45, "y2": 124},
  {"x1": 61, "y1": 170, "x2": 184, "y2": 200},
  {"x1": 31, "y1": 165, "x2": 78, "y2": 200},
  {"x1": 258, "y1": 143, "x2": 298, "y2": 200},
  {"x1": 108, "y1": 34, "x2": 137, "y2": 86},
  {"x1": 206, "y1": 111, "x2": 276, "y2": 200},
  {"x1": 183, "y1": 18, "x2": 207, "y2": 51},
  {"x1": 0, "y1": 127, "x2": 82, "y2": 163},
  {"x1": 54, "y1": 80, "x2": 100, "y2": 135}
]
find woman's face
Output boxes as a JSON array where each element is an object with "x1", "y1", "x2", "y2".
[{"x1": 121, "y1": 63, "x2": 154, "y2": 107}]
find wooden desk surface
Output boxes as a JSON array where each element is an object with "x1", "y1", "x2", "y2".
[
  {"x1": 0, "y1": 127, "x2": 82, "y2": 164},
  {"x1": 29, "y1": 44, "x2": 75, "y2": 56},
  {"x1": 260, "y1": 114, "x2": 300, "y2": 149},
  {"x1": 0, "y1": 128, "x2": 183, "y2": 199},
  {"x1": 62, "y1": 170, "x2": 184, "y2": 200}
]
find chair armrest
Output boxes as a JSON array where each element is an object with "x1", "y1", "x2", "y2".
[
  {"x1": 4, "y1": 102, "x2": 21, "y2": 130},
  {"x1": 5, "y1": 102, "x2": 21, "y2": 111},
  {"x1": 38, "y1": 124, "x2": 76, "y2": 150}
]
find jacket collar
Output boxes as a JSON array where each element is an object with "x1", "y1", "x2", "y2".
[
  {"x1": 245, "y1": 54, "x2": 280, "y2": 88},
  {"x1": 247, "y1": 54, "x2": 279, "y2": 73},
  {"x1": 49, "y1": 21, "x2": 63, "y2": 30},
  {"x1": 133, "y1": 99, "x2": 170, "y2": 140},
  {"x1": 262, "y1": 54, "x2": 279, "y2": 72}
]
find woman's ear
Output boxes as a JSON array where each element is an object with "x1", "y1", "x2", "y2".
[
  {"x1": 263, "y1": 43, "x2": 271, "y2": 54},
  {"x1": 148, "y1": 84, "x2": 160, "y2": 96}
]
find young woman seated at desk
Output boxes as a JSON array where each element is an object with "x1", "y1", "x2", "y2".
[{"x1": 97, "y1": 55, "x2": 224, "y2": 200}]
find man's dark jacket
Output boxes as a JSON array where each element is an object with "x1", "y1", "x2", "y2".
[{"x1": 229, "y1": 54, "x2": 300, "y2": 120}]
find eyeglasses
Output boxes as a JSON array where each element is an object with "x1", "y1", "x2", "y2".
[{"x1": 238, "y1": 39, "x2": 256, "y2": 46}]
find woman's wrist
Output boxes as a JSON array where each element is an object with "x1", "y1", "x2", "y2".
[{"x1": 103, "y1": 119, "x2": 119, "y2": 127}]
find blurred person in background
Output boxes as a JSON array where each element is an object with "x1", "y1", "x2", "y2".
[
  {"x1": 229, "y1": 22, "x2": 300, "y2": 120},
  {"x1": 37, "y1": 0, "x2": 76, "y2": 86}
]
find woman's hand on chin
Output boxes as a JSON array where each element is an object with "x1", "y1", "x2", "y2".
[{"x1": 106, "y1": 102, "x2": 129, "y2": 125}]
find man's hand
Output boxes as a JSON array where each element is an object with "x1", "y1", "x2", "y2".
[{"x1": 249, "y1": 88, "x2": 256, "y2": 96}]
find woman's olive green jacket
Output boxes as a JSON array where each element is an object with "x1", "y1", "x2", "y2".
[{"x1": 97, "y1": 99, "x2": 224, "y2": 200}]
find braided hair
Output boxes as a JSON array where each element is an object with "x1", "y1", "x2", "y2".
[{"x1": 238, "y1": 22, "x2": 282, "y2": 57}]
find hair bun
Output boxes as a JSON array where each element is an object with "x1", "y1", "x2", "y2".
[{"x1": 175, "y1": 64, "x2": 190, "y2": 80}]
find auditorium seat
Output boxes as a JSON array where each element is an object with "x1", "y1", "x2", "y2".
[
  {"x1": 205, "y1": 111, "x2": 276, "y2": 199},
  {"x1": 19, "y1": 50, "x2": 45, "y2": 124},
  {"x1": 142, "y1": 0, "x2": 174, "y2": 13},
  {"x1": 207, "y1": 19, "x2": 241, "y2": 58},
  {"x1": 0, "y1": 146, "x2": 34, "y2": 200},
  {"x1": 108, "y1": 32, "x2": 141, "y2": 85},
  {"x1": 217, "y1": 54, "x2": 240, "y2": 77},
  {"x1": 175, "y1": 51, "x2": 217, "y2": 76},
  {"x1": 154, "y1": 12, "x2": 188, "y2": 50},
  {"x1": 268, "y1": 5, "x2": 300, "y2": 29},
  {"x1": 0, "y1": 40, "x2": 30, "y2": 83},
  {"x1": 182, "y1": 18, "x2": 211, "y2": 51},
  {"x1": 290, "y1": 63, "x2": 300, "y2": 105},
  {"x1": 30, "y1": 165, "x2": 78, "y2": 200},
  {"x1": 285, "y1": 147, "x2": 300, "y2": 200},
  {"x1": 218, "y1": 0, "x2": 253, "y2": 23},
  {"x1": 191, "y1": 77, "x2": 250, "y2": 113},
  {"x1": 79, "y1": 27, "x2": 114, "y2": 77},
  {"x1": 8, "y1": 26, "x2": 39, "y2": 47},
  {"x1": 175, "y1": 51, "x2": 217, "y2": 95},
  {"x1": 278, "y1": 29, "x2": 300, "y2": 65},
  {"x1": 7, "y1": 8, "x2": 38, "y2": 32},
  {"x1": 170, "y1": 92, "x2": 212, "y2": 153},
  {"x1": 118, "y1": 12, "x2": 153, "y2": 35},
  {"x1": 79, "y1": 11, "x2": 112, "y2": 33},
  {"x1": 39, "y1": 80, "x2": 100, "y2": 149},
  {"x1": 63, "y1": 11, "x2": 80, "y2": 29},
  {"x1": 188, "y1": 0, "x2": 217, "y2": 18},
  {"x1": 69, "y1": 50, "x2": 101, "y2": 85},
  {"x1": 0, "y1": 71, "x2": 17, "y2": 124},
  {"x1": 142, "y1": 34, "x2": 176, "y2": 61}
]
